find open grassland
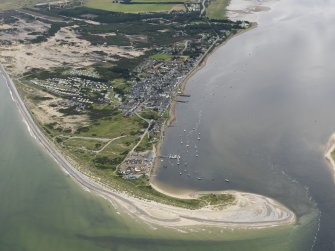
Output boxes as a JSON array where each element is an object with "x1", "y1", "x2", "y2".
[
  {"x1": 85, "y1": 0, "x2": 184, "y2": 13},
  {"x1": 63, "y1": 138, "x2": 105, "y2": 151},
  {"x1": 149, "y1": 53, "x2": 173, "y2": 60},
  {"x1": 206, "y1": 0, "x2": 230, "y2": 19},
  {"x1": 74, "y1": 115, "x2": 147, "y2": 138}
]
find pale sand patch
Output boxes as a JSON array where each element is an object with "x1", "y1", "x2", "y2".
[
  {"x1": 0, "y1": 26, "x2": 144, "y2": 76},
  {"x1": 0, "y1": 17, "x2": 50, "y2": 42},
  {"x1": 108, "y1": 189, "x2": 296, "y2": 228},
  {"x1": 22, "y1": 86, "x2": 89, "y2": 131},
  {"x1": 169, "y1": 5, "x2": 187, "y2": 12},
  {"x1": 324, "y1": 133, "x2": 335, "y2": 181},
  {"x1": 0, "y1": 23, "x2": 13, "y2": 30}
]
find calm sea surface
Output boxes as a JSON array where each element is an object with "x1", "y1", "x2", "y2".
[
  {"x1": 154, "y1": 0, "x2": 335, "y2": 250},
  {"x1": 0, "y1": 75, "x2": 314, "y2": 250},
  {"x1": 1, "y1": 0, "x2": 335, "y2": 249}
]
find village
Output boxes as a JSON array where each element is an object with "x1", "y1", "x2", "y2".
[
  {"x1": 0, "y1": 5, "x2": 249, "y2": 181},
  {"x1": 27, "y1": 33, "x2": 222, "y2": 179}
]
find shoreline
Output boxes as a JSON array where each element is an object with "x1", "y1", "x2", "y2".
[
  {"x1": 168, "y1": 23, "x2": 257, "y2": 127},
  {"x1": 324, "y1": 133, "x2": 335, "y2": 179},
  {"x1": 150, "y1": 23, "x2": 257, "y2": 182},
  {"x1": 0, "y1": 2, "x2": 297, "y2": 228},
  {"x1": 0, "y1": 63, "x2": 297, "y2": 228}
]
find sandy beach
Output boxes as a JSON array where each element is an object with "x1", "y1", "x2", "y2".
[
  {"x1": 150, "y1": 22, "x2": 258, "y2": 180},
  {"x1": 0, "y1": 0, "x2": 297, "y2": 229},
  {"x1": 325, "y1": 133, "x2": 335, "y2": 180},
  {"x1": 0, "y1": 62, "x2": 297, "y2": 228}
]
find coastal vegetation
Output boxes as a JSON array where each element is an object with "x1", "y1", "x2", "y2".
[{"x1": 0, "y1": 2, "x2": 250, "y2": 209}]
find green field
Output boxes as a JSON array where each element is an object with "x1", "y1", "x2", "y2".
[
  {"x1": 85, "y1": 0, "x2": 185, "y2": 13},
  {"x1": 149, "y1": 53, "x2": 173, "y2": 60},
  {"x1": 75, "y1": 115, "x2": 147, "y2": 139},
  {"x1": 206, "y1": 0, "x2": 230, "y2": 19}
]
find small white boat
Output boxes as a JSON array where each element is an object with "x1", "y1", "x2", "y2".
[{"x1": 225, "y1": 179, "x2": 230, "y2": 183}]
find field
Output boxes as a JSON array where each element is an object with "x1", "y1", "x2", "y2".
[
  {"x1": 149, "y1": 53, "x2": 173, "y2": 60},
  {"x1": 85, "y1": 0, "x2": 185, "y2": 13},
  {"x1": 206, "y1": 0, "x2": 230, "y2": 19},
  {"x1": 74, "y1": 115, "x2": 147, "y2": 139}
]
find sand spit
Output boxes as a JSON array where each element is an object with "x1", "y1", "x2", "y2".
[
  {"x1": 325, "y1": 133, "x2": 335, "y2": 180},
  {"x1": 1, "y1": 64, "x2": 296, "y2": 229},
  {"x1": 113, "y1": 190, "x2": 296, "y2": 228},
  {"x1": 0, "y1": 0, "x2": 297, "y2": 229}
]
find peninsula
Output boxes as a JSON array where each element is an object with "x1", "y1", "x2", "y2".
[{"x1": 0, "y1": 0, "x2": 296, "y2": 228}]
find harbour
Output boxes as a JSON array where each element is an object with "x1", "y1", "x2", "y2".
[{"x1": 152, "y1": 0, "x2": 335, "y2": 249}]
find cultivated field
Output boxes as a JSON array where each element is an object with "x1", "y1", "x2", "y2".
[{"x1": 85, "y1": 0, "x2": 185, "y2": 13}]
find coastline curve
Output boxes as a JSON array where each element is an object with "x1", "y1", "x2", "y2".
[{"x1": 0, "y1": 64, "x2": 296, "y2": 229}]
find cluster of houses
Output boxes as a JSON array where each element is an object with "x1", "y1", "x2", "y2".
[
  {"x1": 121, "y1": 34, "x2": 217, "y2": 117},
  {"x1": 119, "y1": 151, "x2": 154, "y2": 179},
  {"x1": 30, "y1": 75, "x2": 110, "y2": 109}
]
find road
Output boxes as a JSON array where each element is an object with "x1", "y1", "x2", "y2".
[{"x1": 200, "y1": 0, "x2": 207, "y2": 17}]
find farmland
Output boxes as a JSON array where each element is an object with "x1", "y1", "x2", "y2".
[{"x1": 85, "y1": 0, "x2": 185, "y2": 13}]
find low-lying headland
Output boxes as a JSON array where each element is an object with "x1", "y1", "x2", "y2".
[
  {"x1": 325, "y1": 133, "x2": 335, "y2": 180},
  {"x1": 0, "y1": 0, "x2": 296, "y2": 228}
]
